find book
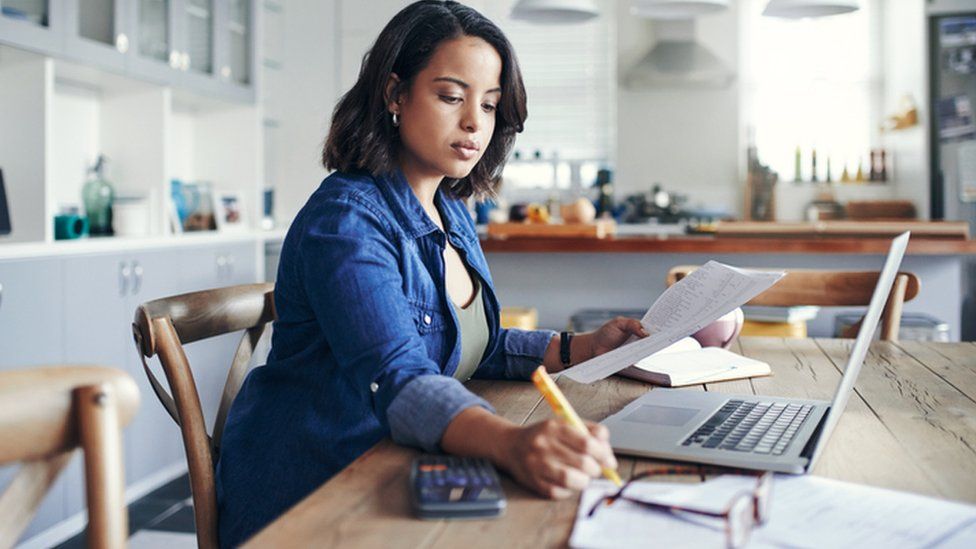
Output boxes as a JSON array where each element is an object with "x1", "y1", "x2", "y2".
[{"x1": 617, "y1": 337, "x2": 771, "y2": 387}]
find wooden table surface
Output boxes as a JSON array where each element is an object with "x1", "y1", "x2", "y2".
[{"x1": 245, "y1": 338, "x2": 976, "y2": 548}]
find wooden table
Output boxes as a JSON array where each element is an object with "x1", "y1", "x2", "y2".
[{"x1": 245, "y1": 338, "x2": 976, "y2": 547}]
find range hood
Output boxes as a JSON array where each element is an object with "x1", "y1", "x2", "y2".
[{"x1": 624, "y1": 20, "x2": 735, "y2": 89}]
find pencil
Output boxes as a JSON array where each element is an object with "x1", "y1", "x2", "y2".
[{"x1": 531, "y1": 366, "x2": 623, "y2": 487}]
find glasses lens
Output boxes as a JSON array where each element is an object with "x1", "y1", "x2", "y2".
[
  {"x1": 728, "y1": 494, "x2": 754, "y2": 548},
  {"x1": 755, "y1": 473, "x2": 773, "y2": 523}
]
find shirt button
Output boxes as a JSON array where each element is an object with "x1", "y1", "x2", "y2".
[
  {"x1": 423, "y1": 314, "x2": 432, "y2": 325},
  {"x1": 369, "y1": 382, "x2": 379, "y2": 393}
]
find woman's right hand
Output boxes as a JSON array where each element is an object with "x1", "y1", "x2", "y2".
[{"x1": 496, "y1": 419, "x2": 618, "y2": 499}]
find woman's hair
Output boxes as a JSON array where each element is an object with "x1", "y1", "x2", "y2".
[{"x1": 322, "y1": 0, "x2": 527, "y2": 199}]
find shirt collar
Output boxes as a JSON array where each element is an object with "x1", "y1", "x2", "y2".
[{"x1": 376, "y1": 168, "x2": 468, "y2": 242}]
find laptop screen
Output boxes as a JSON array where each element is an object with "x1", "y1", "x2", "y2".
[
  {"x1": 0, "y1": 169, "x2": 10, "y2": 236},
  {"x1": 808, "y1": 231, "x2": 910, "y2": 467}
]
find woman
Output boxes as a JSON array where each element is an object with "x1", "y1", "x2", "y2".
[{"x1": 215, "y1": 1, "x2": 646, "y2": 545}]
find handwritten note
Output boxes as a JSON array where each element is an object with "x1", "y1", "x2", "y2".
[{"x1": 563, "y1": 261, "x2": 784, "y2": 384}]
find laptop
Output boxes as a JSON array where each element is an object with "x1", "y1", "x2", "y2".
[
  {"x1": 601, "y1": 231, "x2": 911, "y2": 474},
  {"x1": 0, "y1": 169, "x2": 10, "y2": 236}
]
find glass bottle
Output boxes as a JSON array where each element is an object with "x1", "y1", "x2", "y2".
[{"x1": 82, "y1": 155, "x2": 115, "y2": 236}]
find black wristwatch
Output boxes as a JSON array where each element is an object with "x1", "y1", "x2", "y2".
[{"x1": 559, "y1": 331, "x2": 574, "y2": 367}]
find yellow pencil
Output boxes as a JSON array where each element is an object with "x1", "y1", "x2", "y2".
[{"x1": 531, "y1": 366, "x2": 623, "y2": 487}]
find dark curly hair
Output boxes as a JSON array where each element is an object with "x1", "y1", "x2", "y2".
[{"x1": 322, "y1": 0, "x2": 527, "y2": 199}]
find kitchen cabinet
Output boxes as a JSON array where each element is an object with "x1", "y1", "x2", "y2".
[
  {"x1": 0, "y1": 0, "x2": 256, "y2": 103},
  {"x1": 0, "y1": 258, "x2": 67, "y2": 541},
  {"x1": 0, "y1": 241, "x2": 259, "y2": 544},
  {"x1": 62, "y1": 0, "x2": 128, "y2": 72},
  {"x1": 0, "y1": 0, "x2": 62, "y2": 55}
]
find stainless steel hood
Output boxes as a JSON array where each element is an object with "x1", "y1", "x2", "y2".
[{"x1": 623, "y1": 19, "x2": 735, "y2": 89}]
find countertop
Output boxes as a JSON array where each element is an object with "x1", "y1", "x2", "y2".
[{"x1": 480, "y1": 234, "x2": 976, "y2": 255}]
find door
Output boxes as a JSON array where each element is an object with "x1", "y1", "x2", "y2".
[
  {"x1": 63, "y1": 0, "x2": 128, "y2": 72},
  {"x1": 127, "y1": 0, "x2": 180, "y2": 85},
  {"x1": 0, "y1": 0, "x2": 62, "y2": 55},
  {"x1": 0, "y1": 258, "x2": 67, "y2": 542}
]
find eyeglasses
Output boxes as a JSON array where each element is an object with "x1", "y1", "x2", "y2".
[{"x1": 586, "y1": 470, "x2": 773, "y2": 549}]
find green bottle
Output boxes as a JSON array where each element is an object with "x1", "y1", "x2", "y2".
[{"x1": 82, "y1": 155, "x2": 115, "y2": 236}]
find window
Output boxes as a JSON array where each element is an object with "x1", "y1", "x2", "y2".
[
  {"x1": 480, "y1": 0, "x2": 616, "y2": 195},
  {"x1": 742, "y1": 0, "x2": 882, "y2": 183}
]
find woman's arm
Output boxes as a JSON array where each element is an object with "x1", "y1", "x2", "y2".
[
  {"x1": 541, "y1": 317, "x2": 648, "y2": 373},
  {"x1": 440, "y1": 406, "x2": 617, "y2": 499}
]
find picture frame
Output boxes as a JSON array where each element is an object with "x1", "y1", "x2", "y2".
[
  {"x1": 215, "y1": 190, "x2": 248, "y2": 233},
  {"x1": 180, "y1": 181, "x2": 217, "y2": 232}
]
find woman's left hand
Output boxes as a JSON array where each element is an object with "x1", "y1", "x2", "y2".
[{"x1": 587, "y1": 317, "x2": 648, "y2": 357}]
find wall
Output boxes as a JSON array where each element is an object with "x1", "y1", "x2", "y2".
[{"x1": 615, "y1": 3, "x2": 742, "y2": 216}]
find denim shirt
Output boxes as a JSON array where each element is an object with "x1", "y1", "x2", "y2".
[{"x1": 215, "y1": 169, "x2": 556, "y2": 546}]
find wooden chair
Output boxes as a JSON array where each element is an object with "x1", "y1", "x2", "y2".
[
  {"x1": 0, "y1": 366, "x2": 139, "y2": 548},
  {"x1": 666, "y1": 267, "x2": 920, "y2": 341},
  {"x1": 131, "y1": 283, "x2": 275, "y2": 549}
]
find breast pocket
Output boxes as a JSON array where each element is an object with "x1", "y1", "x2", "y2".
[{"x1": 409, "y1": 300, "x2": 446, "y2": 334}]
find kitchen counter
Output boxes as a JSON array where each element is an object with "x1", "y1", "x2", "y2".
[{"x1": 480, "y1": 234, "x2": 976, "y2": 255}]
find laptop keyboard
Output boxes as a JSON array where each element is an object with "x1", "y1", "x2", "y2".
[{"x1": 681, "y1": 400, "x2": 814, "y2": 455}]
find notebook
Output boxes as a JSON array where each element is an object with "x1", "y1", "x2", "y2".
[{"x1": 617, "y1": 337, "x2": 771, "y2": 387}]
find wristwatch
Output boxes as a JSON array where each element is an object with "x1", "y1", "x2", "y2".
[{"x1": 560, "y1": 331, "x2": 574, "y2": 367}]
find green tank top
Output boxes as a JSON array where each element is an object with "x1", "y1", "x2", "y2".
[{"x1": 451, "y1": 281, "x2": 489, "y2": 382}]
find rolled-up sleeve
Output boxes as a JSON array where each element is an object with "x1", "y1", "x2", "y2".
[
  {"x1": 300, "y1": 194, "x2": 491, "y2": 451},
  {"x1": 474, "y1": 328, "x2": 557, "y2": 380}
]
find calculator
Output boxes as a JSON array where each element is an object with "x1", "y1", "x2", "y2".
[{"x1": 409, "y1": 454, "x2": 507, "y2": 519}]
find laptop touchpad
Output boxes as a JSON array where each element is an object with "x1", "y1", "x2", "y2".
[{"x1": 622, "y1": 405, "x2": 699, "y2": 427}]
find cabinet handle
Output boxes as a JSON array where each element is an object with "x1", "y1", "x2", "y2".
[
  {"x1": 132, "y1": 261, "x2": 144, "y2": 295},
  {"x1": 216, "y1": 255, "x2": 227, "y2": 280},
  {"x1": 220, "y1": 65, "x2": 232, "y2": 79},
  {"x1": 119, "y1": 262, "x2": 132, "y2": 297},
  {"x1": 169, "y1": 50, "x2": 181, "y2": 68},
  {"x1": 116, "y1": 33, "x2": 129, "y2": 53}
]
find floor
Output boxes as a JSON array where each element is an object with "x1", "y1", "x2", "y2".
[{"x1": 55, "y1": 474, "x2": 197, "y2": 548}]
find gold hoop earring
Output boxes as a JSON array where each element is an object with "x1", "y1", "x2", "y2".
[{"x1": 392, "y1": 112, "x2": 400, "y2": 128}]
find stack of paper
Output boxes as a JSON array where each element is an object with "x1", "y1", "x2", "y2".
[{"x1": 571, "y1": 475, "x2": 976, "y2": 548}]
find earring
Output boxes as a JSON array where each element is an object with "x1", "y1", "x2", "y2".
[{"x1": 391, "y1": 111, "x2": 400, "y2": 128}]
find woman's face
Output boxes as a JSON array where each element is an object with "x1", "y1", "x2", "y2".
[{"x1": 391, "y1": 35, "x2": 502, "y2": 182}]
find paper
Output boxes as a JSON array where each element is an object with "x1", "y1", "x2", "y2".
[
  {"x1": 571, "y1": 475, "x2": 976, "y2": 549},
  {"x1": 563, "y1": 261, "x2": 784, "y2": 384}
]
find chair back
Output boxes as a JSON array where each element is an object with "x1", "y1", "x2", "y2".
[
  {"x1": 131, "y1": 283, "x2": 275, "y2": 549},
  {"x1": 666, "y1": 267, "x2": 920, "y2": 341},
  {"x1": 0, "y1": 366, "x2": 139, "y2": 548}
]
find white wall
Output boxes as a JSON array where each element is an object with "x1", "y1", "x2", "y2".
[
  {"x1": 882, "y1": 0, "x2": 928, "y2": 218},
  {"x1": 615, "y1": 3, "x2": 742, "y2": 216}
]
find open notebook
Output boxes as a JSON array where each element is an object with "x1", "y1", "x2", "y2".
[{"x1": 617, "y1": 337, "x2": 771, "y2": 387}]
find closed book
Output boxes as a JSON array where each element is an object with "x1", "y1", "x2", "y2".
[{"x1": 617, "y1": 338, "x2": 771, "y2": 387}]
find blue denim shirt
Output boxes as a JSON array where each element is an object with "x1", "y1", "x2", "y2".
[{"x1": 215, "y1": 169, "x2": 556, "y2": 546}]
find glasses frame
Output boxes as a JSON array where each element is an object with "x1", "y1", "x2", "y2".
[{"x1": 586, "y1": 470, "x2": 773, "y2": 549}]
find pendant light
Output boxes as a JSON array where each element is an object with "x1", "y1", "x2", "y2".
[
  {"x1": 509, "y1": 0, "x2": 600, "y2": 24},
  {"x1": 762, "y1": 0, "x2": 859, "y2": 19},
  {"x1": 630, "y1": 0, "x2": 729, "y2": 20}
]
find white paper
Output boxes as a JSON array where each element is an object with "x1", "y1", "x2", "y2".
[
  {"x1": 571, "y1": 475, "x2": 976, "y2": 549},
  {"x1": 563, "y1": 261, "x2": 784, "y2": 384}
]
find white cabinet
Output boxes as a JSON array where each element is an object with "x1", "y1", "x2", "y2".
[
  {"x1": 0, "y1": 240, "x2": 259, "y2": 544},
  {"x1": 0, "y1": 257, "x2": 68, "y2": 541}
]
